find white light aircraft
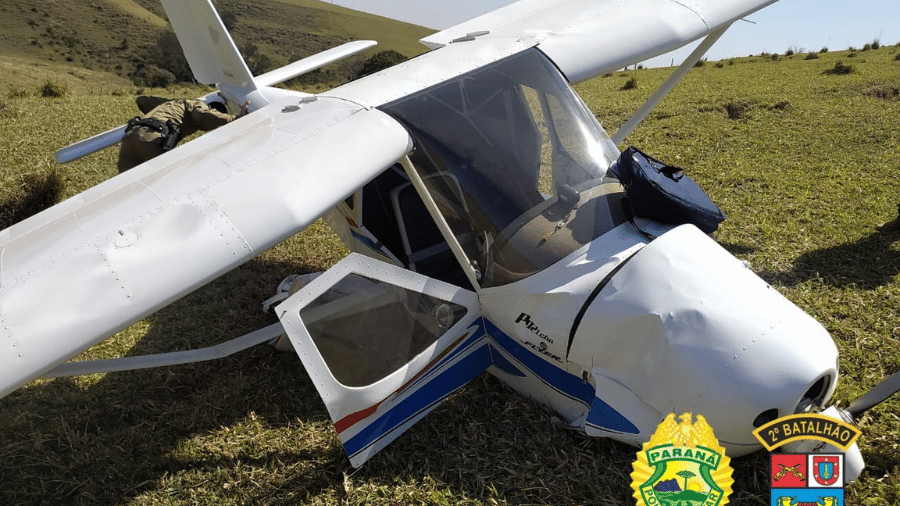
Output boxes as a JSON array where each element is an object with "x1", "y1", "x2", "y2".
[{"x1": 4, "y1": 0, "x2": 898, "y2": 481}]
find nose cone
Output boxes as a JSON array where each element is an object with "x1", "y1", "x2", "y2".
[{"x1": 570, "y1": 225, "x2": 837, "y2": 455}]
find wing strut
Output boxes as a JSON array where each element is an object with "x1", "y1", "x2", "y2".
[
  {"x1": 611, "y1": 25, "x2": 730, "y2": 145},
  {"x1": 40, "y1": 323, "x2": 285, "y2": 378}
]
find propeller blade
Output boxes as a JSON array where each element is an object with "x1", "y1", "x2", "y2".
[{"x1": 846, "y1": 369, "x2": 900, "y2": 418}]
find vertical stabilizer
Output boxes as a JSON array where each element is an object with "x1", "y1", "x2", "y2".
[{"x1": 159, "y1": 0, "x2": 257, "y2": 98}]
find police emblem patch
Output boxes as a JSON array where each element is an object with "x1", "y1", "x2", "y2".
[{"x1": 631, "y1": 412, "x2": 733, "y2": 506}]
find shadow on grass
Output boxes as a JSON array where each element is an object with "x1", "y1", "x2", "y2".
[
  {"x1": 0, "y1": 255, "x2": 342, "y2": 505},
  {"x1": 759, "y1": 232, "x2": 900, "y2": 289},
  {"x1": 718, "y1": 241, "x2": 758, "y2": 257},
  {"x1": 0, "y1": 252, "x2": 777, "y2": 505}
]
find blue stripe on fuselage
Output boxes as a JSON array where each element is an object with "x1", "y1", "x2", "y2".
[
  {"x1": 485, "y1": 319, "x2": 638, "y2": 434},
  {"x1": 484, "y1": 319, "x2": 594, "y2": 406},
  {"x1": 341, "y1": 316, "x2": 638, "y2": 459},
  {"x1": 343, "y1": 335, "x2": 492, "y2": 458}
]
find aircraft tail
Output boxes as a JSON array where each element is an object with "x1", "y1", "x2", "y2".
[
  {"x1": 56, "y1": 0, "x2": 376, "y2": 163},
  {"x1": 159, "y1": 0, "x2": 259, "y2": 105}
]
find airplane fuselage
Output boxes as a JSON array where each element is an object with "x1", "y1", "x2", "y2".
[{"x1": 324, "y1": 48, "x2": 838, "y2": 457}]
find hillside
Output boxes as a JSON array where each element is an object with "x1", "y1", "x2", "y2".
[
  {"x1": 1, "y1": 9, "x2": 900, "y2": 506},
  {"x1": 0, "y1": 0, "x2": 433, "y2": 95}
]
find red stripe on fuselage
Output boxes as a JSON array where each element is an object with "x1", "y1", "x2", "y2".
[{"x1": 334, "y1": 330, "x2": 474, "y2": 434}]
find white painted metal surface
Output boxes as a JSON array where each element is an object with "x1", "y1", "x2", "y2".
[
  {"x1": 326, "y1": 0, "x2": 779, "y2": 110},
  {"x1": 161, "y1": 0, "x2": 256, "y2": 91},
  {"x1": 0, "y1": 97, "x2": 412, "y2": 398},
  {"x1": 55, "y1": 124, "x2": 127, "y2": 163},
  {"x1": 255, "y1": 40, "x2": 378, "y2": 88},
  {"x1": 277, "y1": 253, "x2": 483, "y2": 466},
  {"x1": 420, "y1": 0, "x2": 779, "y2": 83},
  {"x1": 568, "y1": 225, "x2": 838, "y2": 454},
  {"x1": 42, "y1": 323, "x2": 285, "y2": 378},
  {"x1": 326, "y1": 35, "x2": 537, "y2": 108}
]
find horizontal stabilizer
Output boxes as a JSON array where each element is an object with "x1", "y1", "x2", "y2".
[
  {"x1": 256, "y1": 40, "x2": 378, "y2": 88},
  {"x1": 55, "y1": 92, "x2": 223, "y2": 163},
  {"x1": 55, "y1": 124, "x2": 127, "y2": 163}
]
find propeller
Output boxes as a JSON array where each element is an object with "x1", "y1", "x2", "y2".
[
  {"x1": 845, "y1": 368, "x2": 900, "y2": 419},
  {"x1": 778, "y1": 368, "x2": 900, "y2": 484}
]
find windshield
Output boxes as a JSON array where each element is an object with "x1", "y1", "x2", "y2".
[{"x1": 382, "y1": 49, "x2": 626, "y2": 287}]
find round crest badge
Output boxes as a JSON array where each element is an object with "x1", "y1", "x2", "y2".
[{"x1": 631, "y1": 412, "x2": 733, "y2": 506}]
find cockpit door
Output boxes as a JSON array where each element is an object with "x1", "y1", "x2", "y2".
[{"x1": 275, "y1": 253, "x2": 485, "y2": 466}]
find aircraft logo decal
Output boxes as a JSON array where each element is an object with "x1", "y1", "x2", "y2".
[
  {"x1": 515, "y1": 313, "x2": 554, "y2": 344},
  {"x1": 630, "y1": 412, "x2": 733, "y2": 506},
  {"x1": 486, "y1": 320, "x2": 638, "y2": 433}
]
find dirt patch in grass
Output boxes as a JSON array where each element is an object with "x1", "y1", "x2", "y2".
[{"x1": 864, "y1": 82, "x2": 900, "y2": 100}]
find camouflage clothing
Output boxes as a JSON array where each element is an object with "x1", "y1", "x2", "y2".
[{"x1": 117, "y1": 98, "x2": 234, "y2": 173}]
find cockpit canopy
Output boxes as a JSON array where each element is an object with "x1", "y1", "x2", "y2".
[{"x1": 383, "y1": 49, "x2": 626, "y2": 287}]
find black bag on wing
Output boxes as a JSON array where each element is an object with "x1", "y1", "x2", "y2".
[{"x1": 613, "y1": 146, "x2": 725, "y2": 234}]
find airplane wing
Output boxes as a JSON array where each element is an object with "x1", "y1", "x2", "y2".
[
  {"x1": 419, "y1": 0, "x2": 780, "y2": 84},
  {"x1": 326, "y1": 0, "x2": 778, "y2": 109},
  {"x1": 317, "y1": 0, "x2": 520, "y2": 29},
  {"x1": 0, "y1": 97, "x2": 411, "y2": 398}
]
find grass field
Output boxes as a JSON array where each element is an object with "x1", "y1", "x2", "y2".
[{"x1": 2, "y1": 14, "x2": 900, "y2": 506}]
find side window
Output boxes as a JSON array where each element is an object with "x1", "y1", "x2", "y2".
[{"x1": 299, "y1": 272, "x2": 468, "y2": 387}]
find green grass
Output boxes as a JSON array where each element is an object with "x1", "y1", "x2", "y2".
[{"x1": 2, "y1": 29, "x2": 900, "y2": 506}]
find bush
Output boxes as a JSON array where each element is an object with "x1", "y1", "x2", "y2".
[
  {"x1": 220, "y1": 10, "x2": 238, "y2": 31},
  {"x1": 132, "y1": 64, "x2": 176, "y2": 88},
  {"x1": 38, "y1": 80, "x2": 67, "y2": 98},
  {"x1": 148, "y1": 30, "x2": 192, "y2": 83},
  {"x1": 823, "y1": 60, "x2": 854, "y2": 75},
  {"x1": 894, "y1": 52, "x2": 900, "y2": 61},
  {"x1": 356, "y1": 50, "x2": 408, "y2": 78},
  {"x1": 804, "y1": 52, "x2": 820, "y2": 60},
  {"x1": 0, "y1": 169, "x2": 66, "y2": 229},
  {"x1": 620, "y1": 76, "x2": 638, "y2": 90},
  {"x1": 240, "y1": 42, "x2": 275, "y2": 76},
  {"x1": 872, "y1": 38, "x2": 881, "y2": 49},
  {"x1": 819, "y1": 46, "x2": 829, "y2": 53},
  {"x1": 7, "y1": 86, "x2": 29, "y2": 99}
]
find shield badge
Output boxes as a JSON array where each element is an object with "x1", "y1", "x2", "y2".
[{"x1": 811, "y1": 455, "x2": 841, "y2": 487}]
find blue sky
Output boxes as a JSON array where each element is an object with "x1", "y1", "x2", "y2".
[
  {"x1": 329, "y1": 0, "x2": 899, "y2": 67},
  {"x1": 648, "y1": 0, "x2": 900, "y2": 67}
]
